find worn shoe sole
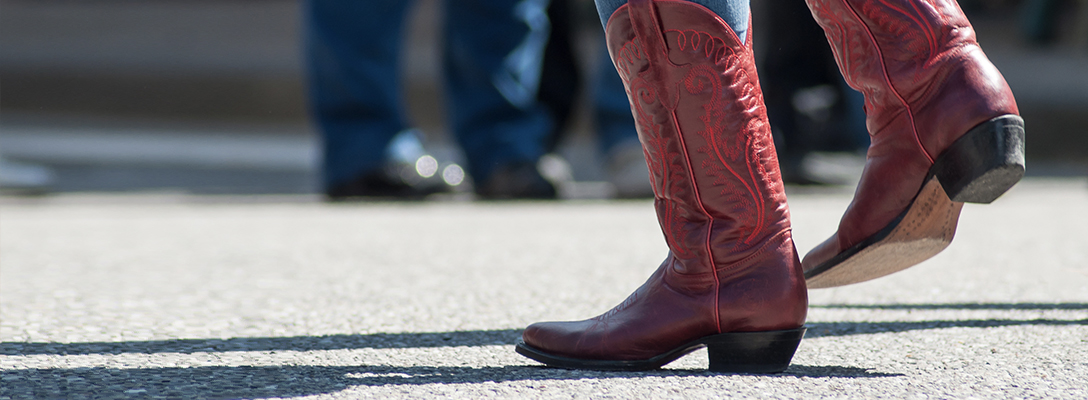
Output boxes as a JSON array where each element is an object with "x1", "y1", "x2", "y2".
[{"x1": 805, "y1": 115, "x2": 1025, "y2": 288}]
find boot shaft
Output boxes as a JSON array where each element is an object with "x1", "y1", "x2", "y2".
[
  {"x1": 805, "y1": 0, "x2": 1019, "y2": 159},
  {"x1": 513, "y1": 2, "x2": 807, "y2": 365},
  {"x1": 806, "y1": 0, "x2": 977, "y2": 92},
  {"x1": 606, "y1": 0, "x2": 792, "y2": 271}
]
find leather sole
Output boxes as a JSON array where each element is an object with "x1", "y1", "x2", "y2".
[
  {"x1": 515, "y1": 327, "x2": 806, "y2": 373},
  {"x1": 805, "y1": 115, "x2": 1025, "y2": 288}
]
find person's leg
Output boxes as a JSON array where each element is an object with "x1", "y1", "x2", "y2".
[
  {"x1": 537, "y1": 0, "x2": 582, "y2": 153},
  {"x1": 518, "y1": 0, "x2": 806, "y2": 372},
  {"x1": 304, "y1": 0, "x2": 412, "y2": 192},
  {"x1": 759, "y1": 0, "x2": 843, "y2": 185},
  {"x1": 444, "y1": 0, "x2": 556, "y2": 198},
  {"x1": 800, "y1": 0, "x2": 1024, "y2": 288},
  {"x1": 594, "y1": 0, "x2": 749, "y2": 42}
]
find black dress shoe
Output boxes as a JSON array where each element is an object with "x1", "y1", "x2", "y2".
[
  {"x1": 325, "y1": 156, "x2": 457, "y2": 200},
  {"x1": 325, "y1": 171, "x2": 438, "y2": 200},
  {"x1": 476, "y1": 162, "x2": 557, "y2": 200}
]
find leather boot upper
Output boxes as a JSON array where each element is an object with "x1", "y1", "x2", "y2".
[
  {"x1": 521, "y1": 0, "x2": 806, "y2": 361},
  {"x1": 802, "y1": 0, "x2": 1019, "y2": 270}
]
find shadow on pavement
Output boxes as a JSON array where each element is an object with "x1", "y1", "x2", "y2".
[
  {"x1": 804, "y1": 318, "x2": 1088, "y2": 339},
  {"x1": 3, "y1": 303, "x2": 1086, "y2": 357},
  {"x1": 0, "y1": 329, "x2": 524, "y2": 356},
  {"x1": 0, "y1": 364, "x2": 899, "y2": 399},
  {"x1": 8, "y1": 302, "x2": 1086, "y2": 397}
]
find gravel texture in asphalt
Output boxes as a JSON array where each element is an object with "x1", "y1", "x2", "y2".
[{"x1": 2, "y1": 178, "x2": 1086, "y2": 399}]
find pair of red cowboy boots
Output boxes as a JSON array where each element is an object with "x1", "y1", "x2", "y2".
[{"x1": 516, "y1": 0, "x2": 1024, "y2": 372}]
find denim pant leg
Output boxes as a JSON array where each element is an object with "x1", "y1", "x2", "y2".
[
  {"x1": 593, "y1": 0, "x2": 750, "y2": 43},
  {"x1": 444, "y1": 0, "x2": 555, "y2": 183},
  {"x1": 305, "y1": 0, "x2": 413, "y2": 189}
]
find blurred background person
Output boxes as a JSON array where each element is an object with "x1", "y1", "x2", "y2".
[
  {"x1": 1020, "y1": 0, "x2": 1088, "y2": 46},
  {"x1": 537, "y1": 0, "x2": 653, "y2": 198},
  {"x1": 0, "y1": 156, "x2": 54, "y2": 194},
  {"x1": 757, "y1": 0, "x2": 869, "y2": 185},
  {"x1": 0, "y1": 1, "x2": 1082, "y2": 197},
  {"x1": 306, "y1": 0, "x2": 557, "y2": 200}
]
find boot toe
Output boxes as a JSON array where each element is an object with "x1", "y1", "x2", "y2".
[
  {"x1": 801, "y1": 233, "x2": 841, "y2": 277},
  {"x1": 521, "y1": 320, "x2": 594, "y2": 358}
]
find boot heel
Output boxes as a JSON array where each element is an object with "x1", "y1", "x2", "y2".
[
  {"x1": 932, "y1": 115, "x2": 1025, "y2": 204},
  {"x1": 703, "y1": 327, "x2": 806, "y2": 373}
]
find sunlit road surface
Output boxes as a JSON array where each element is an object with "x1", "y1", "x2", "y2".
[{"x1": 2, "y1": 178, "x2": 1086, "y2": 399}]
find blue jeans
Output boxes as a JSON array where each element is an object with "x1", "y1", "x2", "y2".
[
  {"x1": 306, "y1": 0, "x2": 554, "y2": 188},
  {"x1": 594, "y1": 0, "x2": 749, "y2": 43}
]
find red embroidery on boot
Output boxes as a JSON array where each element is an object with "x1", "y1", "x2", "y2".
[
  {"x1": 629, "y1": 67, "x2": 696, "y2": 260},
  {"x1": 669, "y1": 28, "x2": 772, "y2": 248}
]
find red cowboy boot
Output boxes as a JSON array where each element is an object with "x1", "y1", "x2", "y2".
[
  {"x1": 801, "y1": 0, "x2": 1025, "y2": 288},
  {"x1": 515, "y1": 0, "x2": 807, "y2": 373}
]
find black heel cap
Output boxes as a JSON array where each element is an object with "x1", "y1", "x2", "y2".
[
  {"x1": 705, "y1": 328, "x2": 806, "y2": 373},
  {"x1": 932, "y1": 115, "x2": 1026, "y2": 203}
]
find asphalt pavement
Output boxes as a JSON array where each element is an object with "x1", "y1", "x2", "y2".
[{"x1": 1, "y1": 178, "x2": 1086, "y2": 399}]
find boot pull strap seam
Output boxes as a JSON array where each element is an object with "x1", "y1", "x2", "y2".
[
  {"x1": 629, "y1": 0, "x2": 681, "y2": 110},
  {"x1": 631, "y1": 0, "x2": 723, "y2": 334}
]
